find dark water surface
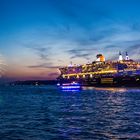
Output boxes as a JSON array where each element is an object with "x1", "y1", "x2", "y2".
[{"x1": 0, "y1": 85, "x2": 140, "y2": 140}]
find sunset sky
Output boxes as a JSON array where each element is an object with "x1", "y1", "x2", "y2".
[{"x1": 1, "y1": 0, "x2": 140, "y2": 80}]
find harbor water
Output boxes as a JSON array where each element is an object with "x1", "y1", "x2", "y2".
[{"x1": 0, "y1": 85, "x2": 140, "y2": 139}]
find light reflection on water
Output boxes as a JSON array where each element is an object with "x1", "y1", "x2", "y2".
[
  {"x1": 83, "y1": 86, "x2": 140, "y2": 93},
  {"x1": 0, "y1": 85, "x2": 140, "y2": 139}
]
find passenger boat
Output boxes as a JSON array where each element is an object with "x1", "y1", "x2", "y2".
[{"x1": 57, "y1": 82, "x2": 81, "y2": 90}]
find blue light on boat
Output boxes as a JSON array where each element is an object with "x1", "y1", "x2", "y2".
[
  {"x1": 61, "y1": 86, "x2": 81, "y2": 89},
  {"x1": 59, "y1": 82, "x2": 81, "y2": 90}
]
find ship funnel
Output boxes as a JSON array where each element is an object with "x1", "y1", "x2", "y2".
[
  {"x1": 119, "y1": 51, "x2": 123, "y2": 61},
  {"x1": 96, "y1": 54, "x2": 105, "y2": 62},
  {"x1": 125, "y1": 52, "x2": 129, "y2": 60}
]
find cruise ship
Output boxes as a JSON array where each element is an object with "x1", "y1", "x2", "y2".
[{"x1": 57, "y1": 52, "x2": 140, "y2": 87}]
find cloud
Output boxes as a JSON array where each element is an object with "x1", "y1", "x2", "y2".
[
  {"x1": 33, "y1": 47, "x2": 51, "y2": 61},
  {"x1": 27, "y1": 62, "x2": 62, "y2": 69},
  {"x1": 47, "y1": 72, "x2": 59, "y2": 77},
  {"x1": 0, "y1": 54, "x2": 7, "y2": 77},
  {"x1": 22, "y1": 23, "x2": 140, "y2": 64},
  {"x1": 28, "y1": 63, "x2": 52, "y2": 68},
  {"x1": 67, "y1": 48, "x2": 97, "y2": 60},
  {"x1": 14, "y1": 22, "x2": 140, "y2": 62},
  {"x1": 22, "y1": 42, "x2": 52, "y2": 61}
]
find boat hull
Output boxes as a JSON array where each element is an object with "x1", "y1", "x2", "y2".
[{"x1": 58, "y1": 75, "x2": 140, "y2": 87}]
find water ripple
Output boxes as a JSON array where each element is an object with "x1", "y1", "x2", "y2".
[{"x1": 0, "y1": 85, "x2": 140, "y2": 139}]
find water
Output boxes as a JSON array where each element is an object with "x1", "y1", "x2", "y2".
[{"x1": 0, "y1": 85, "x2": 140, "y2": 140}]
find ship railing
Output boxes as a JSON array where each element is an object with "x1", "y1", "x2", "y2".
[{"x1": 62, "y1": 70, "x2": 117, "y2": 77}]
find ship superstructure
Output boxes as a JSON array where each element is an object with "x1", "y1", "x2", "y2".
[{"x1": 58, "y1": 52, "x2": 140, "y2": 86}]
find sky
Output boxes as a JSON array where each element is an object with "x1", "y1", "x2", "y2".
[{"x1": 1, "y1": 0, "x2": 140, "y2": 81}]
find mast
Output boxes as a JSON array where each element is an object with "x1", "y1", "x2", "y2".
[
  {"x1": 125, "y1": 52, "x2": 129, "y2": 60},
  {"x1": 119, "y1": 51, "x2": 123, "y2": 61}
]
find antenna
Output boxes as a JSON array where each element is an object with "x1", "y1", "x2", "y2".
[{"x1": 68, "y1": 61, "x2": 73, "y2": 67}]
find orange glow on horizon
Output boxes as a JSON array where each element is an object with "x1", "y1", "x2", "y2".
[{"x1": 5, "y1": 67, "x2": 59, "y2": 81}]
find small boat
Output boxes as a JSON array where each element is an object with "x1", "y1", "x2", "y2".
[{"x1": 57, "y1": 82, "x2": 81, "y2": 90}]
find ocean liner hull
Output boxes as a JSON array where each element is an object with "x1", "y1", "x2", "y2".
[{"x1": 58, "y1": 73, "x2": 140, "y2": 87}]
